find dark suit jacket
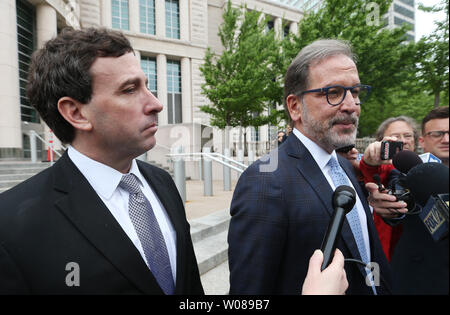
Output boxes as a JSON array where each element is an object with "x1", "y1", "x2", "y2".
[
  {"x1": 228, "y1": 135, "x2": 392, "y2": 295},
  {"x1": 0, "y1": 152, "x2": 203, "y2": 295},
  {"x1": 390, "y1": 214, "x2": 449, "y2": 294}
]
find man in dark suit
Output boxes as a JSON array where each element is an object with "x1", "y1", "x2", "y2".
[
  {"x1": 228, "y1": 39, "x2": 403, "y2": 295},
  {"x1": 0, "y1": 27, "x2": 203, "y2": 295}
]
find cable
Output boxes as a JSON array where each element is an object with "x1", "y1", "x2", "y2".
[{"x1": 344, "y1": 258, "x2": 393, "y2": 295}]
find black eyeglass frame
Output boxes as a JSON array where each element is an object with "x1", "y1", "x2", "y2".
[
  {"x1": 299, "y1": 84, "x2": 372, "y2": 106},
  {"x1": 424, "y1": 130, "x2": 450, "y2": 139}
]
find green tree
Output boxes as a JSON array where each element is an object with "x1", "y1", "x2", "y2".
[
  {"x1": 416, "y1": 0, "x2": 449, "y2": 108},
  {"x1": 286, "y1": 0, "x2": 418, "y2": 136},
  {"x1": 200, "y1": 0, "x2": 284, "y2": 150}
]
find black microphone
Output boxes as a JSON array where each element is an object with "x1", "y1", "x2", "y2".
[
  {"x1": 321, "y1": 185, "x2": 356, "y2": 270},
  {"x1": 405, "y1": 163, "x2": 449, "y2": 241},
  {"x1": 393, "y1": 150, "x2": 423, "y2": 174}
]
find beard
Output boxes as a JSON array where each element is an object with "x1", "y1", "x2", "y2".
[{"x1": 301, "y1": 104, "x2": 359, "y2": 152}]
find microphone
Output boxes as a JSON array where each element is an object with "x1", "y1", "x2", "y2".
[
  {"x1": 321, "y1": 185, "x2": 356, "y2": 270},
  {"x1": 393, "y1": 150, "x2": 423, "y2": 174},
  {"x1": 405, "y1": 163, "x2": 449, "y2": 241}
]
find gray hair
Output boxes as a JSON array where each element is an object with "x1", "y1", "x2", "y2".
[
  {"x1": 375, "y1": 115, "x2": 419, "y2": 148},
  {"x1": 284, "y1": 39, "x2": 357, "y2": 125}
]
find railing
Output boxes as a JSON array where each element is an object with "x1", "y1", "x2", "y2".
[
  {"x1": 166, "y1": 147, "x2": 248, "y2": 204},
  {"x1": 28, "y1": 130, "x2": 66, "y2": 165}
]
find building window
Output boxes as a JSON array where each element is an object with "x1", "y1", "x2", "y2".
[
  {"x1": 112, "y1": 0, "x2": 129, "y2": 30},
  {"x1": 398, "y1": 0, "x2": 414, "y2": 7},
  {"x1": 165, "y1": 0, "x2": 180, "y2": 39},
  {"x1": 16, "y1": 0, "x2": 39, "y2": 123},
  {"x1": 394, "y1": 4, "x2": 415, "y2": 20},
  {"x1": 140, "y1": 0, "x2": 155, "y2": 35},
  {"x1": 141, "y1": 56, "x2": 157, "y2": 97},
  {"x1": 167, "y1": 60, "x2": 182, "y2": 124}
]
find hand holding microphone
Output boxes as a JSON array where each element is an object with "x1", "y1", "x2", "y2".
[{"x1": 302, "y1": 186, "x2": 355, "y2": 295}]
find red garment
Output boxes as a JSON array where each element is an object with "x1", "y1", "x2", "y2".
[{"x1": 359, "y1": 157, "x2": 403, "y2": 261}]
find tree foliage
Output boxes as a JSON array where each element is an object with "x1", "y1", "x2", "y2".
[{"x1": 199, "y1": 0, "x2": 284, "y2": 131}]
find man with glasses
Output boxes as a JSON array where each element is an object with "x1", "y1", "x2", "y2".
[
  {"x1": 419, "y1": 106, "x2": 449, "y2": 167},
  {"x1": 228, "y1": 39, "x2": 392, "y2": 295}
]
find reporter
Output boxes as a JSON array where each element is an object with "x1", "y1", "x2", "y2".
[
  {"x1": 359, "y1": 116, "x2": 418, "y2": 261},
  {"x1": 302, "y1": 249, "x2": 348, "y2": 295}
]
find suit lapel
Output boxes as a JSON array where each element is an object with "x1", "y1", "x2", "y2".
[
  {"x1": 286, "y1": 136, "x2": 364, "y2": 263},
  {"x1": 52, "y1": 153, "x2": 163, "y2": 294},
  {"x1": 136, "y1": 161, "x2": 187, "y2": 294}
]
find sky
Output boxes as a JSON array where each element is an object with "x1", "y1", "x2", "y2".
[{"x1": 415, "y1": 0, "x2": 448, "y2": 41}]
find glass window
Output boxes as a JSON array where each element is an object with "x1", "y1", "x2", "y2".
[
  {"x1": 394, "y1": 4, "x2": 414, "y2": 20},
  {"x1": 16, "y1": 0, "x2": 39, "y2": 123},
  {"x1": 167, "y1": 60, "x2": 182, "y2": 124},
  {"x1": 165, "y1": 0, "x2": 180, "y2": 39},
  {"x1": 141, "y1": 56, "x2": 157, "y2": 96},
  {"x1": 140, "y1": 0, "x2": 155, "y2": 35},
  {"x1": 112, "y1": 0, "x2": 129, "y2": 30}
]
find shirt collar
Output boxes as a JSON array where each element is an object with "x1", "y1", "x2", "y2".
[
  {"x1": 292, "y1": 127, "x2": 338, "y2": 171},
  {"x1": 67, "y1": 145, "x2": 144, "y2": 199}
]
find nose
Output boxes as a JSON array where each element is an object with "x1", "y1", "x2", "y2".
[
  {"x1": 339, "y1": 90, "x2": 359, "y2": 113},
  {"x1": 442, "y1": 132, "x2": 449, "y2": 142},
  {"x1": 144, "y1": 89, "x2": 163, "y2": 114}
]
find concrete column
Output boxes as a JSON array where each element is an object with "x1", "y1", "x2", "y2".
[
  {"x1": 157, "y1": 54, "x2": 168, "y2": 126},
  {"x1": 36, "y1": 4, "x2": 61, "y2": 154},
  {"x1": 0, "y1": 0, "x2": 22, "y2": 154},
  {"x1": 289, "y1": 22, "x2": 298, "y2": 36},
  {"x1": 274, "y1": 17, "x2": 282, "y2": 39},
  {"x1": 203, "y1": 147, "x2": 213, "y2": 196},
  {"x1": 129, "y1": 0, "x2": 140, "y2": 33},
  {"x1": 173, "y1": 146, "x2": 186, "y2": 204},
  {"x1": 101, "y1": 0, "x2": 112, "y2": 28},
  {"x1": 181, "y1": 57, "x2": 191, "y2": 123},
  {"x1": 36, "y1": 3, "x2": 57, "y2": 48},
  {"x1": 179, "y1": 0, "x2": 189, "y2": 41},
  {"x1": 155, "y1": 0, "x2": 165, "y2": 38}
]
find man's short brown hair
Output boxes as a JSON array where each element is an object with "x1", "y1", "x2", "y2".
[
  {"x1": 421, "y1": 107, "x2": 449, "y2": 133},
  {"x1": 27, "y1": 27, "x2": 134, "y2": 144}
]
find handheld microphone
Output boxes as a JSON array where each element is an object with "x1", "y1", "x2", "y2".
[
  {"x1": 321, "y1": 185, "x2": 356, "y2": 271},
  {"x1": 406, "y1": 163, "x2": 449, "y2": 241},
  {"x1": 393, "y1": 150, "x2": 423, "y2": 174}
]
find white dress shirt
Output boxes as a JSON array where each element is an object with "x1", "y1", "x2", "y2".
[
  {"x1": 67, "y1": 146, "x2": 177, "y2": 283},
  {"x1": 293, "y1": 128, "x2": 372, "y2": 262}
]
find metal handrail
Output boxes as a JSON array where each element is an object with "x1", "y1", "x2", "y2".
[
  {"x1": 30, "y1": 130, "x2": 64, "y2": 158},
  {"x1": 166, "y1": 152, "x2": 247, "y2": 173}
]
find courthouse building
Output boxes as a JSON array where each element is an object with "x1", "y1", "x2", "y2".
[{"x1": 0, "y1": 0, "x2": 303, "y2": 162}]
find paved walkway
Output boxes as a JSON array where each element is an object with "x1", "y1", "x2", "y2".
[{"x1": 184, "y1": 179, "x2": 237, "y2": 220}]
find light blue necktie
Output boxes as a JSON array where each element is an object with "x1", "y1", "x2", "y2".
[
  {"x1": 327, "y1": 157, "x2": 377, "y2": 294},
  {"x1": 120, "y1": 174, "x2": 175, "y2": 295}
]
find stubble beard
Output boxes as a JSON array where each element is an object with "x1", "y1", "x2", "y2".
[{"x1": 301, "y1": 104, "x2": 359, "y2": 153}]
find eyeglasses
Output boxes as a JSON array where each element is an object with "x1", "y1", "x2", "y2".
[
  {"x1": 300, "y1": 84, "x2": 371, "y2": 106},
  {"x1": 424, "y1": 130, "x2": 449, "y2": 139}
]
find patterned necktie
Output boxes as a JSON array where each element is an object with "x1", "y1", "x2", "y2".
[
  {"x1": 119, "y1": 174, "x2": 175, "y2": 295},
  {"x1": 327, "y1": 157, "x2": 377, "y2": 294}
]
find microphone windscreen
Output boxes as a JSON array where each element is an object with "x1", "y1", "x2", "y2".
[
  {"x1": 406, "y1": 163, "x2": 449, "y2": 207},
  {"x1": 393, "y1": 150, "x2": 423, "y2": 174}
]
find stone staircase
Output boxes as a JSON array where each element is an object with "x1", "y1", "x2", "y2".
[
  {"x1": 0, "y1": 161, "x2": 51, "y2": 194},
  {"x1": 190, "y1": 208, "x2": 231, "y2": 295}
]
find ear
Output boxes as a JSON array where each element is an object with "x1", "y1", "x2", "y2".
[
  {"x1": 286, "y1": 94, "x2": 302, "y2": 123},
  {"x1": 57, "y1": 97, "x2": 92, "y2": 132},
  {"x1": 418, "y1": 136, "x2": 425, "y2": 150}
]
